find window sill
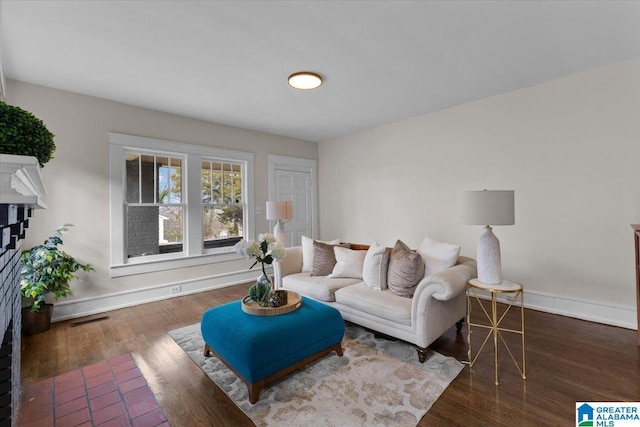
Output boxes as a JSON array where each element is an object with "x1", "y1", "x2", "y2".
[{"x1": 110, "y1": 250, "x2": 239, "y2": 278}]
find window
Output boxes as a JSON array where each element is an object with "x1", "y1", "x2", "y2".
[
  {"x1": 126, "y1": 152, "x2": 184, "y2": 258},
  {"x1": 201, "y1": 160, "x2": 244, "y2": 250},
  {"x1": 109, "y1": 133, "x2": 254, "y2": 277}
]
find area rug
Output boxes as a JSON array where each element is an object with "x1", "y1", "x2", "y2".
[{"x1": 169, "y1": 323, "x2": 463, "y2": 427}]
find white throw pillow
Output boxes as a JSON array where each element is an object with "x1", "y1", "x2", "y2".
[
  {"x1": 362, "y1": 242, "x2": 389, "y2": 290},
  {"x1": 329, "y1": 246, "x2": 366, "y2": 279},
  {"x1": 417, "y1": 236, "x2": 460, "y2": 277},
  {"x1": 301, "y1": 235, "x2": 341, "y2": 273}
]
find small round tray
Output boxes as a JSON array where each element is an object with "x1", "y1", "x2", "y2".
[{"x1": 241, "y1": 291, "x2": 302, "y2": 316}]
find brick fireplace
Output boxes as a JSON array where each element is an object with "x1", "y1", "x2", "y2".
[{"x1": 0, "y1": 155, "x2": 46, "y2": 427}]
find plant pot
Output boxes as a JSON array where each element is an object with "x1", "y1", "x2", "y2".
[{"x1": 22, "y1": 304, "x2": 53, "y2": 335}]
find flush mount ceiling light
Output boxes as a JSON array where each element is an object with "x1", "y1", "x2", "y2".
[{"x1": 288, "y1": 72, "x2": 323, "y2": 90}]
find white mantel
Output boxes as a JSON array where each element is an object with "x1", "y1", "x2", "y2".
[{"x1": 0, "y1": 154, "x2": 47, "y2": 208}]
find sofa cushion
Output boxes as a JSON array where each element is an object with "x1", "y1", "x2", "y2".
[
  {"x1": 312, "y1": 241, "x2": 350, "y2": 276},
  {"x1": 329, "y1": 246, "x2": 366, "y2": 279},
  {"x1": 417, "y1": 236, "x2": 460, "y2": 277},
  {"x1": 387, "y1": 240, "x2": 425, "y2": 298},
  {"x1": 301, "y1": 236, "x2": 340, "y2": 273},
  {"x1": 362, "y1": 242, "x2": 389, "y2": 290},
  {"x1": 282, "y1": 273, "x2": 361, "y2": 302},
  {"x1": 335, "y1": 283, "x2": 412, "y2": 326}
]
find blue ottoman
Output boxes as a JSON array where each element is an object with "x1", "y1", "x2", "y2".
[{"x1": 201, "y1": 296, "x2": 345, "y2": 403}]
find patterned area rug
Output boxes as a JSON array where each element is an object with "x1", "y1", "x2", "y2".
[{"x1": 169, "y1": 323, "x2": 463, "y2": 427}]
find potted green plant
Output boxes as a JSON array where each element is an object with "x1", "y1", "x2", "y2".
[
  {"x1": 0, "y1": 101, "x2": 56, "y2": 167},
  {"x1": 20, "y1": 224, "x2": 93, "y2": 335}
]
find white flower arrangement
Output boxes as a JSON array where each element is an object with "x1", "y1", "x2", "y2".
[
  {"x1": 235, "y1": 233, "x2": 286, "y2": 271},
  {"x1": 235, "y1": 234, "x2": 286, "y2": 306}
]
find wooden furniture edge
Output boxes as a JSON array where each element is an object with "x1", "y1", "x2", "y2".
[
  {"x1": 348, "y1": 243, "x2": 393, "y2": 254},
  {"x1": 349, "y1": 243, "x2": 371, "y2": 251}
]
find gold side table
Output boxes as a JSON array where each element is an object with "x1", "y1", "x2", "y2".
[{"x1": 467, "y1": 278, "x2": 526, "y2": 385}]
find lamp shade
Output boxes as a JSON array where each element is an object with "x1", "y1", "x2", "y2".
[
  {"x1": 266, "y1": 201, "x2": 293, "y2": 221},
  {"x1": 459, "y1": 190, "x2": 515, "y2": 226}
]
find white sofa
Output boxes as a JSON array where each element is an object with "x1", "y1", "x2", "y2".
[{"x1": 275, "y1": 243, "x2": 477, "y2": 362}]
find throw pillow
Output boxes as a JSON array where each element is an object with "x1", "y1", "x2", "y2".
[
  {"x1": 362, "y1": 242, "x2": 389, "y2": 290},
  {"x1": 417, "y1": 236, "x2": 460, "y2": 277},
  {"x1": 311, "y1": 241, "x2": 350, "y2": 276},
  {"x1": 387, "y1": 240, "x2": 425, "y2": 298},
  {"x1": 301, "y1": 235, "x2": 340, "y2": 272},
  {"x1": 329, "y1": 246, "x2": 367, "y2": 279}
]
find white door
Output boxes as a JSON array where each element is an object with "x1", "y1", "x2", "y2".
[{"x1": 274, "y1": 169, "x2": 312, "y2": 247}]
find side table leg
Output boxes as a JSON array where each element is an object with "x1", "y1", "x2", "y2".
[
  {"x1": 492, "y1": 292, "x2": 499, "y2": 385},
  {"x1": 521, "y1": 291, "x2": 527, "y2": 379},
  {"x1": 467, "y1": 287, "x2": 472, "y2": 365}
]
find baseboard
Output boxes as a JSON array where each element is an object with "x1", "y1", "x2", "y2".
[
  {"x1": 472, "y1": 288, "x2": 637, "y2": 330},
  {"x1": 53, "y1": 273, "x2": 638, "y2": 331},
  {"x1": 51, "y1": 269, "x2": 260, "y2": 322}
]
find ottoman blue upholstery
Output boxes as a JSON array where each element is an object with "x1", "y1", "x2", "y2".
[{"x1": 201, "y1": 296, "x2": 345, "y2": 403}]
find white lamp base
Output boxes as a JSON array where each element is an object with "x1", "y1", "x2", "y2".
[
  {"x1": 477, "y1": 225, "x2": 502, "y2": 285},
  {"x1": 273, "y1": 220, "x2": 285, "y2": 289},
  {"x1": 273, "y1": 220, "x2": 285, "y2": 246}
]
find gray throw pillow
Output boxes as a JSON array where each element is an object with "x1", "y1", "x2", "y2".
[
  {"x1": 311, "y1": 241, "x2": 349, "y2": 276},
  {"x1": 387, "y1": 240, "x2": 425, "y2": 298}
]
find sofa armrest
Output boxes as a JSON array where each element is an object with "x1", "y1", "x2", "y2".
[
  {"x1": 274, "y1": 246, "x2": 303, "y2": 279},
  {"x1": 410, "y1": 256, "x2": 476, "y2": 348},
  {"x1": 412, "y1": 256, "x2": 477, "y2": 303}
]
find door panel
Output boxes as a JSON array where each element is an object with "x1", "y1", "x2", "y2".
[{"x1": 275, "y1": 169, "x2": 312, "y2": 247}]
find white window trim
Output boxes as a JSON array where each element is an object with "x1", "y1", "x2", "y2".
[{"x1": 109, "y1": 133, "x2": 254, "y2": 277}]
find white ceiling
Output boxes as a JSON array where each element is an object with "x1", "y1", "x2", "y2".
[{"x1": 2, "y1": 1, "x2": 639, "y2": 142}]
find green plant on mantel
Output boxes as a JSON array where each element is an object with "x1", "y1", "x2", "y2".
[
  {"x1": 20, "y1": 224, "x2": 93, "y2": 312},
  {"x1": 0, "y1": 101, "x2": 56, "y2": 167}
]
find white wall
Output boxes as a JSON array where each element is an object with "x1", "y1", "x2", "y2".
[
  {"x1": 319, "y1": 59, "x2": 640, "y2": 329},
  {"x1": 6, "y1": 80, "x2": 318, "y2": 320}
]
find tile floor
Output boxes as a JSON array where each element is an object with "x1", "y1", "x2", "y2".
[{"x1": 19, "y1": 353, "x2": 169, "y2": 427}]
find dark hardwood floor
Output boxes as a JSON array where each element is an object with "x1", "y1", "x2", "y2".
[{"x1": 21, "y1": 283, "x2": 640, "y2": 426}]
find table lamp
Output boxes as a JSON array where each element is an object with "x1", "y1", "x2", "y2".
[
  {"x1": 266, "y1": 200, "x2": 293, "y2": 245},
  {"x1": 460, "y1": 190, "x2": 515, "y2": 285}
]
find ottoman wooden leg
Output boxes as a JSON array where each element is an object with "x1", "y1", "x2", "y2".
[
  {"x1": 334, "y1": 343, "x2": 343, "y2": 357},
  {"x1": 247, "y1": 380, "x2": 264, "y2": 404}
]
